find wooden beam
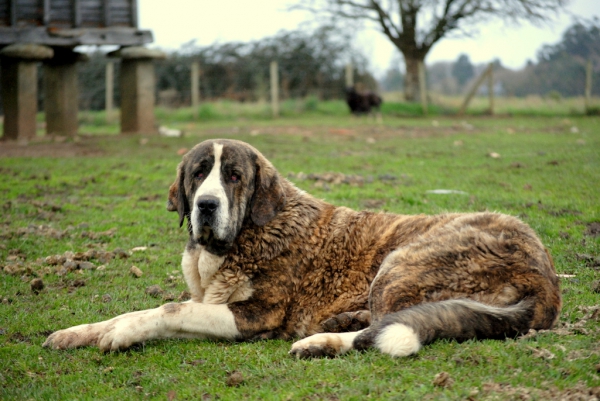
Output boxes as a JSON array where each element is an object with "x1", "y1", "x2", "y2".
[
  {"x1": 130, "y1": 0, "x2": 138, "y2": 28},
  {"x1": 0, "y1": 27, "x2": 153, "y2": 46},
  {"x1": 43, "y1": 0, "x2": 51, "y2": 26},
  {"x1": 9, "y1": 0, "x2": 17, "y2": 27},
  {"x1": 103, "y1": 0, "x2": 111, "y2": 27},
  {"x1": 74, "y1": 0, "x2": 82, "y2": 28}
]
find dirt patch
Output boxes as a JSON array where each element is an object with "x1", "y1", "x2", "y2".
[
  {"x1": 585, "y1": 222, "x2": 600, "y2": 237},
  {"x1": 0, "y1": 137, "x2": 104, "y2": 158},
  {"x1": 480, "y1": 381, "x2": 600, "y2": 401},
  {"x1": 205, "y1": 123, "x2": 475, "y2": 141}
]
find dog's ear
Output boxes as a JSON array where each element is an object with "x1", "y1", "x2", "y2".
[
  {"x1": 251, "y1": 156, "x2": 286, "y2": 226},
  {"x1": 166, "y1": 162, "x2": 189, "y2": 228}
]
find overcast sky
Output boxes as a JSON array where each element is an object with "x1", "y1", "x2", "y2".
[{"x1": 139, "y1": 0, "x2": 599, "y2": 75}]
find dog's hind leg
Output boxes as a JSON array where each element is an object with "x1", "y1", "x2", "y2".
[
  {"x1": 352, "y1": 298, "x2": 535, "y2": 357},
  {"x1": 349, "y1": 215, "x2": 560, "y2": 358}
]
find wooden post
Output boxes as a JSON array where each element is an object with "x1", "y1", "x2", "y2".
[
  {"x1": 9, "y1": 0, "x2": 17, "y2": 26},
  {"x1": 73, "y1": 0, "x2": 82, "y2": 27},
  {"x1": 345, "y1": 63, "x2": 353, "y2": 88},
  {"x1": 488, "y1": 64, "x2": 494, "y2": 115},
  {"x1": 270, "y1": 61, "x2": 279, "y2": 118},
  {"x1": 585, "y1": 59, "x2": 592, "y2": 112},
  {"x1": 105, "y1": 61, "x2": 114, "y2": 123},
  {"x1": 191, "y1": 61, "x2": 200, "y2": 119},
  {"x1": 458, "y1": 63, "x2": 493, "y2": 116},
  {"x1": 418, "y1": 61, "x2": 427, "y2": 115}
]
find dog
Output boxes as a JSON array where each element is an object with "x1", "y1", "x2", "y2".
[
  {"x1": 346, "y1": 87, "x2": 382, "y2": 115},
  {"x1": 44, "y1": 139, "x2": 561, "y2": 358}
]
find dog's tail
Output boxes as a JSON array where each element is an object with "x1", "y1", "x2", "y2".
[{"x1": 353, "y1": 299, "x2": 535, "y2": 357}]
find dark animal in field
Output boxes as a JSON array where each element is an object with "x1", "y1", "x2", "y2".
[
  {"x1": 44, "y1": 139, "x2": 561, "y2": 358},
  {"x1": 345, "y1": 87, "x2": 383, "y2": 115}
]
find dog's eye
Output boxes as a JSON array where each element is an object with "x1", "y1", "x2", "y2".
[
  {"x1": 195, "y1": 172, "x2": 204, "y2": 180},
  {"x1": 231, "y1": 174, "x2": 240, "y2": 182}
]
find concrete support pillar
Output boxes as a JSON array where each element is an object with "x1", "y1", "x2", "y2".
[
  {"x1": 44, "y1": 49, "x2": 87, "y2": 137},
  {"x1": 109, "y1": 46, "x2": 166, "y2": 134},
  {"x1": 0, "y1": 44, "x2": 53, "y2": 140},
  {"x1": 120, "y1": 59, "x2": 155, "y2": 133}
]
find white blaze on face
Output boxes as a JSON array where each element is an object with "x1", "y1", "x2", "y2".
[{"x1": 191, "y1": 143, "x2": 230, "y2": 240}]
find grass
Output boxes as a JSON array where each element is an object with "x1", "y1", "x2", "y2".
[
  {"x1": 382, "y1": 92, "x2": 600, "y2": 117},
  {"x1": 2, "y1": 95, "x2": 598, "y2": 136},
  {"x1": 1, "y1": 112, "x2": 599, "y2": 400}
]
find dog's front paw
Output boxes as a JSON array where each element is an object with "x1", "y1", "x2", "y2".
[
  {"x1": 95, "y1": 318, "x2": 141, "y2": 352},
  {"x1": 43, "y1": 323, "x2": 106, "y2": 350},
  {"x1": 44, "y1": 310, "x2": 160, "y2": 352}
]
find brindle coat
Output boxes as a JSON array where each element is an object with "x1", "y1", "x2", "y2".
[{"x1": 44, "y1": 139, "x2": 561, "y2": 358}]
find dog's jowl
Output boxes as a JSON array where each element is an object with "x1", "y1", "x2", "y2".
[{"x1": 44, "y1": 139, "x2": 561, "y2": 357}]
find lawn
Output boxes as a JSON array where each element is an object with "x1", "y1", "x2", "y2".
[{"x1": 1, "y1": 112, "x2": 599, "y2": 400}]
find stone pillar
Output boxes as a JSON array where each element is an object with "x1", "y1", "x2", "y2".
[
  {"x1": 110, "y1": 47, "x2": 166, "y2": 134},
  {"x1": 44, "y1": 49, "x2": 88, "y2": 137},
  {"x1": 0, "y1": 44, "x2": 53, "y2": 140}
]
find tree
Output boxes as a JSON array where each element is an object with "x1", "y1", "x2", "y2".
[
  {"x1": 498, "y1": 18, "x2": 600, "y2": 97},
  {"x1": 292, "y1": 0, "x2": 568, "y2": 101},
  {"x1": 451, "y1": 54, "x2": 474, "y2": 89},
  {"x1": 537, "y1": 17, "x2": 600, "y2": 64}
]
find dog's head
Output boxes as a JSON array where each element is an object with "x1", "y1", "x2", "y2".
[{"x1": 167, "y1": 139, "x2": 286, "y2": 255}]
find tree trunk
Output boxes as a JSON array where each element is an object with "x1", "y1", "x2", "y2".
[{"x1": 404, "y1": 54, "x2": 424, "y2": 102}]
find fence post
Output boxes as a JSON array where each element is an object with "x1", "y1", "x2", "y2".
[
  {"x1": 191, "y1": 60, "x2": 200, "y2": 119},
  {"x1": 418, "y1": 61, "x2": 427, "y2": 115},
  {"x1": 345, "y1": 63, "x2": 353, "y2": 88},
  {"x1": 270, "y1": 61, "x2": 279, "y2": 118},
  {"x1": 458, "y1": 63, "x2": 493, "y2": 116},
  {"x1": 585, "y1": 59, "x2": 592, "y2": 112},
  {"x1": 488, "y1": 63, "x2": 494, "y2": 115},
  {"x1": 105, "y1": 61, "x2": 114, "y2": 123}
]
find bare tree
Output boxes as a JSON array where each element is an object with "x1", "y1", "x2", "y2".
[{"x1": 292, "y1": 0, "x2": 568, "y2": 101}]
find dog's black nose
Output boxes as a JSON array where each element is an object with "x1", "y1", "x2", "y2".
[{"x1": 198, "y1": 196, "x2": 220, "y2": 215}]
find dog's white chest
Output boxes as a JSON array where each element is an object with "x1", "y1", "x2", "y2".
[
  {"x1": 197, "y1": 249, "x2": 224, "y2": 286},
  {"x1": 181, "y1": 246, "x2": 253, "y2": 304}
]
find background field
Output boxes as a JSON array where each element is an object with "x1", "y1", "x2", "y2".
[{"x1": 1, "y1": 112, "x2": 599, "y2": 400}]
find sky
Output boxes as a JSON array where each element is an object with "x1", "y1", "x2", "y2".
[{"x1": 139, "y1": 0, "x2": 600, "y2": 76}]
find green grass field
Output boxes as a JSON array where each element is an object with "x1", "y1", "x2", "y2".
[{"x1": 1, "y1": 112, "x2": 599, "y2": 400}]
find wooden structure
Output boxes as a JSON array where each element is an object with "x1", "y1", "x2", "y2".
[
  {"x1": 458, "y1": 63, "x2": 495, "y2": 116},
  {"x1": 0, "y1": 0, "x2": 157, "y2": 139},
  {"x1": 0, "y1": 0, "x2": 149, "y2": 46}
]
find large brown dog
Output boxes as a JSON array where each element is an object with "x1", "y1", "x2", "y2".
[{"x1": 44, "y1": 139, "x2": 561, "y2": 358}]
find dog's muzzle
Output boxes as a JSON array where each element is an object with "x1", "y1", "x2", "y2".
[{"x1": 195, "y1": 195, "x2": 220, "y2": 242}]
